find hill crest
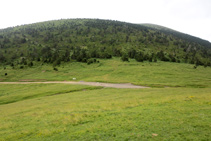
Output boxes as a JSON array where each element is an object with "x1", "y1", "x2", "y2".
[{"x1": 0, "y1": 18, "x2": 210, "y2": 67}]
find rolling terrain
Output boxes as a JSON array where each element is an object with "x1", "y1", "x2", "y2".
[
  {"x1": 0, "y1": 58, "x2": 211, "y2": 140},
  {"x1": 0, "y1": 19, "x2": 211, "y2": 140},
  {"x1": 0, "y1": 19, "x2": 211, "y2": 68}
]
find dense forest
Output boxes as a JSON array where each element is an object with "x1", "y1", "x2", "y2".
[{"x1": 0, "y1": 19, "x2": 211, "y2": 68}]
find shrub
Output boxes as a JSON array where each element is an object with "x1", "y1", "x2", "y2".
[
  {"x1": 53, "y1": 59, "x2": 61, "y2": 67},
  {"x1": 87, "y1": 59, "x2": 94, "y2": 65},
  {"x1": 154, "y1": 58, "x2": 157, "y2": 62},
  {"x1": 82, "y1": 58, "x2": 87, "y2": 63},
  {"x1": 53, "y1": 67, "x2": 58, "y2": 71},
  {"x1": 121, "y1": 54, "x2": 129, "y2": 62},
  {"x1": 149, "y1": 57, "x2": 153, "y2": 62},
  {"x1": 10, "y1": 63, "x2": 14, "y2": 67},
  {"x1": 135, "y1": 53, "x2": 144, "y2": 62},
  {"x1": 28, "y1": 62, "x2": 33, "y2": 67}
]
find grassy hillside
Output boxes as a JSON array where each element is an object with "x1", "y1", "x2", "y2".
[
  {"x1": 0, "y1": 58, "x2": 210, "y2": 140},
  {"x1": 0, "y1": 84, "x2": 210, "y2": 140},
  {"x1": 1, "y1": 58, "x2": 211, "y2": 87},
  {"x1": 0, "y1": 19, "x2": 211, "y2": 140},
  {"x1": 0, "y1": 84, "x2": 101, "y2": 105},
  {"x1": 0, "y1": 19, "x2": 211, "y2": 68}
]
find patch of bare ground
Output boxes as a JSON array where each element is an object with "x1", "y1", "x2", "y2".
[{"x1": 0, "y1": 81, "x2": 149, "y2": 89}]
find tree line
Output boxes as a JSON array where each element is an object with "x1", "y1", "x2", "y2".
[{"x1": 0, "y1": 19, "x2": 210, "y2": 68}]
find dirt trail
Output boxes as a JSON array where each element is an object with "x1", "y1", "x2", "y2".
[{"x1": 0, "y1": 81, "x2": 149, "y2": 89}]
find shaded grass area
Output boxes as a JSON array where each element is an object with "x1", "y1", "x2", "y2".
[
  {"x1": 0, "y1": 84, "x2": 102, "y2": 105},
  {"x1": 0, "y1": 85, "x2": 210, "y2": 140},
  {"x1": 1, "y1": 58, "x2": 211, "y2": 88}
]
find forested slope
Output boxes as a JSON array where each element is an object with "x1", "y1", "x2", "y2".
[{"x1": 0, "y1": 19, "x2": 210, "y2": 68}]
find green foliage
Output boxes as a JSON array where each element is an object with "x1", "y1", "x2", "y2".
[
  {"x1": 135, "y1": 52, "x2": 144, "y2": 62},
  {"x1": 142, "y1": 23, "x2": 211, "y2": 49},
  {"x1": 28, "y1": 61, "x2": 33, "y2": 67},
  {"x1": 121, "y1": 54, "x2": 129, "y2": 62},
  {"x1": 87, "y1": 58, "x2": 98, "y2": 65},
  {"x1": 0, "y1": 19, "x2": 210, "y2": 67},
  {"x1": 53, "y1": 67, "x2": 58, "y2": 71}
]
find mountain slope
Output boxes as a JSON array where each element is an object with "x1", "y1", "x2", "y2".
[
  {"x1": 141, "y1": 23, "x2": 211, "y2": 49},
  {"x1": 0, "y1": 19, "x2": 210, "y2": 67},
  {"x1": 141, "y1": 23, "x2": 179, "y2": 32}
]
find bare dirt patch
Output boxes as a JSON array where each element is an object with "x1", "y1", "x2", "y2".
[{"x1": 0, "y1": 81, "x2": 149, "y2": 89}]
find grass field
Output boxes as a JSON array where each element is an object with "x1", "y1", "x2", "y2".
[
  {"x1": 0, "y1": 58, "x2": 211, "y2": 140},
  {"x1": 0, "y1": 85, "x2": 210, "y2": 140},
  {"x1": 1, "y1": 58, "x2": 211, "y2": 88},
  {"x1": 0, "y1": 84, "x2": 102, "y2": 105}
]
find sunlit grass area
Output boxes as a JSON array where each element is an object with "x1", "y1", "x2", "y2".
[
  {"x1": 0, "y1": 59, "x2": 210, "y2": 140},
  {"x1": 0, "y1": 85, "x2": 210, "y2": 140},
  {"x1": 1, "y1": 58, "x2": 211, "y2": 88},
  {"x1": 0, "y1": 84, "x2": 101, "y2": 105}
]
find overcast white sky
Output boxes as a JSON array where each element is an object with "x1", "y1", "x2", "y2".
[{"x1": 1, "y1": 0, "x2": 211, "y2": 42}]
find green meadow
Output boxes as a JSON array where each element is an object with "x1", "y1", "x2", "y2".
[
  {"x1": 1, "y1": 58, "x2": 211, "y2": 87},
  {"x1": 0, "y1": 58, "x2": 211, "y2": 140}
]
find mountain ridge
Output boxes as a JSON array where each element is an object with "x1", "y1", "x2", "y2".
[
  {"x1": 141, "y1": 23, "x2": 211, "y2": 48},
  {"x1": 0, "y1": 18, "x2": 210, "y2": 67},
  {"x1": 1, "y1": 19, "x2": 210, "y2": 45}
]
